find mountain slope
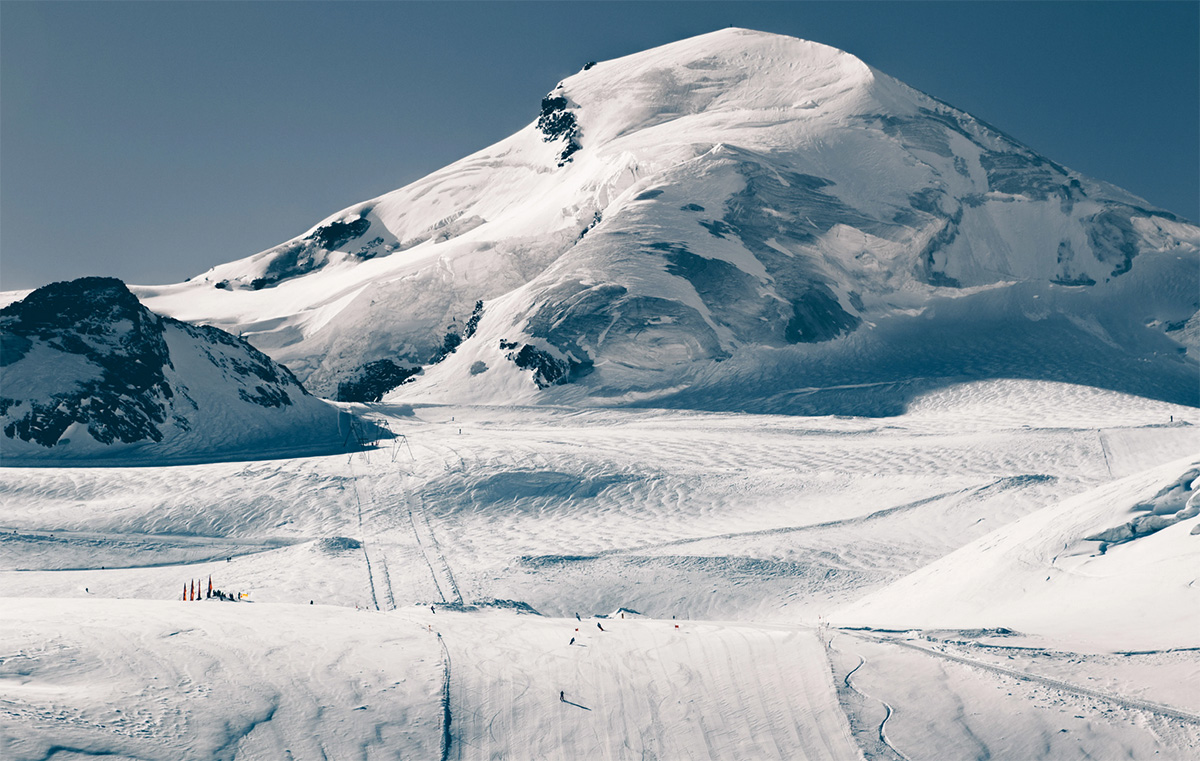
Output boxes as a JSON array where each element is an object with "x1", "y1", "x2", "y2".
[
  {"x1": 123, "y1": 29, "x2": 1198, "y2": 409},
  {"x1": 831, "y1": 455, "x2": 1200, "y2": 651},
  {"x1": 0, "y1": 277, "x2": 350, "y2": 464}
]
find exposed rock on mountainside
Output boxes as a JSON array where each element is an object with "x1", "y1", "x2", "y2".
[{"x1": 1, "y1": 277, "x2": 349, "y2": 463}]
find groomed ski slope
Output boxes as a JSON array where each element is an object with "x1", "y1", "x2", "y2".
[
  {"x1": 0, "y1": 602, "x2": 857, "y2": 761},
  {"x1": 2, "y1": 379, "x2": 1199, "y2": 758}
]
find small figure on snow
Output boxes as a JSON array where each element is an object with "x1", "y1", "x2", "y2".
[
  {"x1": 569, "y1": 637, "x2": 575, "y2": 646},
  {"x1": 596, "y1": 622, "x2": 605, "y2": 632},
  {"x1": 560, "y1": 690, "x2": 565, "y2": 702}
]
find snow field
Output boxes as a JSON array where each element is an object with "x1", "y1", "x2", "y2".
[
  {"x1": 1, "y1": 379, "x2": 1198, "y2": 757},
  {"x1": 444, "y1": 612, "x2": 858, "y2": 760},
  {"x1": 833, "y1": 454, "x2": 1200, "y2": 651},
  {"x1": 0, "y1": 599, "x2": 443, "y2": 761},
  {"x1": 826, "y1": 631, "x2": 1200, "y2": 761}
]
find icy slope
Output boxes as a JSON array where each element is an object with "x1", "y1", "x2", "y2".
[
  {"x1": 112, "y1": 28, "x2": 1200, "y2": 408},
  {"x1": 0, "y1": 277, "x2": 348, "y2": 464}
]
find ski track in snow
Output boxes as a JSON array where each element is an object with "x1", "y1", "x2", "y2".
[
  {"x1": 346, "y1": 457, "x2": 384, "y2": 611},
  {"x1": 852, "y1": 632, "x2": 1200, "y2": 727},
  {"x1": 443, "y1": 615, "x2": 857, "y2": 761}
]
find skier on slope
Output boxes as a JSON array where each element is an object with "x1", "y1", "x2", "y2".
[
  {"x1": 560, "y1": 690, "x2": 565, "y2": 702},
  {"x1": 597, "y1": 622, "x2": 605, "y2": 632}
]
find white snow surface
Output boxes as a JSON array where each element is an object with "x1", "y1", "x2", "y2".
[{"x1": 2, "y1": 379, "x2": 1199, "y2": 758}]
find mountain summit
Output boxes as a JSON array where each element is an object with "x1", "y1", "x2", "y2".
[{"x1": 132, "y1": 29, "x2": 1199, "y2": 412}]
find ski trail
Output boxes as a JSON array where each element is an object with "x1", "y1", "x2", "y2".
[
  {"x1": 447, "y1": 618, "x2": 857, "y2": 760},
  {"x1": 1097, "y1": 428, "x2": 1114, "y2": 477},
  {"x1": 438, "y1": 633, "x2": 453, "y2": 761},
  {"x1": 407, "y1": 492, "x2": 448, "y2": 605},
  {"x1": 859, "y1": 633, "x2": 1200, "y2": 727},
  {"x1": 348, "y1": 455, "x2": 396, "y2": 611},
  {"x1": 877, "y1": 701, "x2": 903, "y2": 761},
  {"x1": 839, "y1": 652, "x2": 909, "y2": 761},
  {"x1": 412, "y1": 489, "x2": 464, "y2": 605},
  {"x1": 825, "y1": 628, "x2": 908, "y2": 761},
  {"x1": 346, "y1": 458, "x2": 381, "y2": 611},
  {"x1": 403, "y1": 438, "x2": 466, "y2": 605},
  {"x1": 355, "y1": 463, "x2": 397, "y2": 611}
]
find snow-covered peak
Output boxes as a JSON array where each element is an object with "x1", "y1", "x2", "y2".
[
  {"x1": 556, "y1": 28, "x2": 881, "y2": 148},
  {"x1": 95, "y1": 29, "x2": 1200, "y2": 409}
]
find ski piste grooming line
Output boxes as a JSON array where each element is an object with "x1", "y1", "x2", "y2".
[
  {"x1": 344, "y1": 409, "x2": 464, "y2": 758},
  {"x1": 404, "y1": 433, "x2": 467, "y2": 607},
  {"x1": 345, "y1": 409, "x2": 463, "y2": 608},
  {"x1": 407, "y1": 485, "x2": 464, "y2": 606},
  {"x1": 346, "y1": 454, "x2": 393, "y2": 611}
]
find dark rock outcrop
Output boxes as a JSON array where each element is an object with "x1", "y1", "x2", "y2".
[{"x1": 1, "y1": 277, "x2": 331, "y2": 455}]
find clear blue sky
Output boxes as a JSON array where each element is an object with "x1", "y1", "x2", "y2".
[{"x1": 3, "y1": 1, "x2": 1197, "y2": 291}]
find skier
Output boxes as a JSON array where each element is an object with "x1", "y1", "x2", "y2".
[
  {"x1": 597, "y1": 622, "x2": 605, "y2": 632},
  {"x1": 575, "y1": 613, "x2": 581, "y2": 621},
  {"x1": 569, "y1": 637, "x2": 575, "y2": 646},
  {"x1": 560, "y1": 690, "x2": 565, "y2": 702},
  {"x1": 431, "y1": 605, "x2": 436, "y2": 614}
]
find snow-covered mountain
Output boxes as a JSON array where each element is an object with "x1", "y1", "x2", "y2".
[
  {"x1": 0, "y1": 277, "x2": 350, "y2": 464},
  {"x1": 121, "y1": 29, "x2": 1198, "y2": 410}
]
